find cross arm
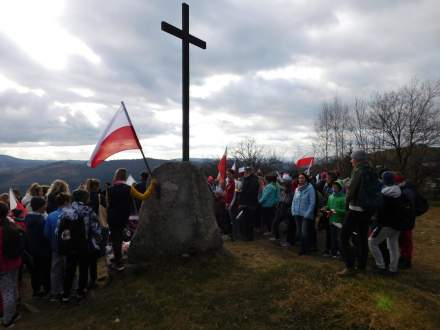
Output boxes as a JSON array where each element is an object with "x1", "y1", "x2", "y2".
[{"x1": 161, "y1": 21, "x2": 207, "y2": 49}]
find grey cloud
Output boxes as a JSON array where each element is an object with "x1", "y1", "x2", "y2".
[{"x1": 0, "y1": 0, "x2": 439, "y2": 158}]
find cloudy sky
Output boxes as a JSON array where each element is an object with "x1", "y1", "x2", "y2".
[{"x1": 0, "y1": 0, "x2": 439, "y2": 162}]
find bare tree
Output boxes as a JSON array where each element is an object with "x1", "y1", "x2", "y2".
[{"x1": 368, "y1": 79, "x2": 440, "y2": 172}]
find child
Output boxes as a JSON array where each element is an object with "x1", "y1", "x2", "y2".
[
  {"x1": 324, "y1": 181, "x2": 346, "y2": 258},
  {"x1": 0, "y1": 202, "x2": 22, "y2": 327},
  {"x1": 25, "y1": 197, "x2": 51, "y2": 297},
  {"x1": 44, "y1": 193, "x2": 71, "y2": 300}
]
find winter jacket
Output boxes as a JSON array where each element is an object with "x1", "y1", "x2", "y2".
[
  {"x1": 0, "y1": 218, "x2": 22, "y2": 272},
  {"x1": 291, "y1": 183, "x2": 316, "y2": 220},
  {"x1": 259, "y1": 182, "x2": 279, "y2": 208},
  {"x1": 326, "y1": 192, "x2": 346, "y2": 224},
  {"x1": 239, "y1": 174, "x2": 260, "y2": 209},
  {"x1": 107, "y1": 183, "x2": 133, "y2": 228},
  {"x1": 44, "y1": 208, "x2": 64, "y2": 253},
  {"x1": 377, "y1": 185, "x2": 402, "y2": 229},
  {"x1": 25, "y1": 212, "x2": 51, "y2": 258},
  {"x1": 346, "y1": 162, "x2": 374, "y2": 211}
]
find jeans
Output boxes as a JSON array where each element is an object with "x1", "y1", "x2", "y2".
[
  {"x1": 110, "y1": 225, "x2": 124, "y2": 265},
  {"x1": 0, "y1": 269, "x2": 18, "y2": 324},
  {"x1": 51, "y1": 252, "x2": 65, "y2": 296},
  {"x1": 240, "y1": 207, "x2": 256, "y2": 241},
  {"x1": 261, "y1": 207, "x2": 276, "y2": 233},
  {"x1": 340, "y1": 210, "x2": 370, "y2": 270},
  {"x1": 63, "y1": 254, "x2": 88, "y2": 298},
  {"x1": 330, "y1": 224, "x2": 341, "y2": 255},
  {"x1": 369, "y1": 226, "x2": 400, "y2": 272},
  {"x1": 295, "y1": 216, "x2": 314, "y2": 253}
]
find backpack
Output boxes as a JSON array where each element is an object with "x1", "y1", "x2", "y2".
[
  {"x1": 57, "y1": 214, "x2": 87, "y2": 256},
  {"x1": 394, "y1": 193, "x2": 415, "y2": 231},
  {"x1": 414, "y1": 192, "x2": 429, "y2": 216},
  {"x1": 2, "y1": 217, "x2": 26, "y2": 259},
  {"x1": 314, "y1": 188, "x2": 325, "y2": 218},
  {"x1": 358, "y1": 166, "x2": 381, "y2": 212}
]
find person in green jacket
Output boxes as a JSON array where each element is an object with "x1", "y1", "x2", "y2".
[{"x1": 324, "y1": 180, "x2": 346, "y2": 257}]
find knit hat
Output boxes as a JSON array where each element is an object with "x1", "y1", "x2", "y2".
[
  {"x1": 351, "y1": 150, "x2": 368, "y2": 161},
  {"x1": 332, "y1": 180, "x2": 343, "y2": 191},
  {"x1": 394, "y1": 174, "x2": 405, "y2": 184},
  {"x1": 382, "y1": 171, "x2": 395, "y2": 186},
  {"x1": 30, "y1": 196, "x2": 46, "y2": 211}
]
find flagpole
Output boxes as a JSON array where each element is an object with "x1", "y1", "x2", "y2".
[{"x1": 120, "y1": 101, "x2": 153, "y2": 176}]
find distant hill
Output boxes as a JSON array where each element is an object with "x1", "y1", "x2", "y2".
[{"x1": 0, "y1": 156, "x2": 169, "y2": 194}]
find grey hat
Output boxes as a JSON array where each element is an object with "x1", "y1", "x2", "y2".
[{"x1": 351, "y1": 150, "x2": 368, "y2": 161}]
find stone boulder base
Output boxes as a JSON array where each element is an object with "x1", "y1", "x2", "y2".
[{"x1": 128, "y1": 162, "x2": 223, "y2": 263}]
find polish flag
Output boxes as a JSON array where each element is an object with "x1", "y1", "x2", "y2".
[
  {"x1": 88, "y1": 103, "x2": 142, "y2": 168},
  {"x1": 296, "y1": 156, "x2": 314, "y2": 171},
  {"x1": 217, "y1": 147, "x2": 227, "y2": 182},
  {"x1": 9, "y1": 188, "x2": 28, "y2": 216}
]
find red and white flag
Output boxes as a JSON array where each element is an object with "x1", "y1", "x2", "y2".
[
  {"x1": 296, "y1": 156, "x2": 314, "y2": 173},
  {"x1": 217, "y1": 147, "x2": 227, "y2": 182},
  {"x1": 9, "y1": 188, "x2": 28, "y2": 216},
  {"x1": 88, "y1": 103, "x2": 142, "y2": 168}
]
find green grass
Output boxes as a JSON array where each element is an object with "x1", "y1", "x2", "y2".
[{"x1": 18, "y1": 208, "x2": 440, "y2": 330}]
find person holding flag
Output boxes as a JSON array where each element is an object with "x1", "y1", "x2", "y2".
[{"x1": 88, "y1": 103, "x2": 158, "y2": 271}]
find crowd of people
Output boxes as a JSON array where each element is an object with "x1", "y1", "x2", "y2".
[
  {"x1": 0, "y1": 150, "x2": 429, "y2": 328},
  {"x1": 0, "y1": 169, "x2": 156, "y2": 328},
  {"x1": 210, "y1": 149, "x2": 428, "y2": 276}
]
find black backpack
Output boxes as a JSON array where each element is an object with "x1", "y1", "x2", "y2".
[
  {"x1": 2, "y1": 217, "x2": 26, "y2": 259},
  {"x1": 414, "y1": 192, "x2": 429, "y2": 217},
  {"x1": 358, "y1": 166, "x2": 381, "y2": 212},
  {"x1": 57, "y1": 214, "x2": 87, "y2": 256},
  {"x1": 394, "y1": 193, "x2": 416, "y2": 231}
]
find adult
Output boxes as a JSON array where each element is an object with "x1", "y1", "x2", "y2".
[
  {"x1": 259, "y1": 174, "x2": 279, "y2": 234},
  {"x1": 291, "y1": 173, "x2": 316, "y2": 255},
  {"x1": 272, "y1": 174, "x2": 294, "y2": 245},
  {"x1": 133, "y1": 172, "x2": 149, "y2": 210},
  {"x1": 369, "y1": 172, "x2": 405, "y2": 275},
  {"x1": 238, "y1": 167, "x2": 260, "y2": 241},
  {"x1": 107, "y1": 168, "x2": 132, "y2": 271},
  {"x1": 46, "y1": 180, "x2": 70, "y2": 214},
  {"x1": 338, "y1": 150, "x2": 376, "y2": 276},
  {"x1": 0, "y1": 201, "x2": 21, "y2": 327},
  {"x1": 324, "y1": 180, "x2": 346, "y2": 257},
  {"x1": 21, "y1": 183, "x2": 43, "y2": 211},
  {"x1": 395, "y1": 174, "x2": 417, "y2": 269},
  {"x1": 224, "y1": 169, "x2": 236, "y2": 236}
]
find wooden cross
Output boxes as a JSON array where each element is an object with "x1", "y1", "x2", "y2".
[{"x1": 161, "y1": 3, "x2": 207, "y2": 162}]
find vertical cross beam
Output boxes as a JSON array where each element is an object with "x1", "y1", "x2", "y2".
[
  {"x1": 182, "y1": 3, "x2": 190, "y2": 162},
  {"x1": 161, "y1": 3, "x2": 206, "y2": 162}
]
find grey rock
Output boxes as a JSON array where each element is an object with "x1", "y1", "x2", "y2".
[{"x1": 128, "y1": 162, "x2": 223, "y2": 263}]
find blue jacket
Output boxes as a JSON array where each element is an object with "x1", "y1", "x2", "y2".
[
  {"x1": 25, "y1": 212, "x2": 51, "y2": 257},
  {"x1": 44, "y1": 208, "x2": 63, "y2": 253},
  {"x1": 259, "y1": 183, "x2": 279, "y2": 208},
  {"x1": 291, "y1": 183, "x2": 316, "y2": 220}
]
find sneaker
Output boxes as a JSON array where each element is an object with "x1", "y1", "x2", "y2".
[
  {"x1": 322, "y1": 251, "x2": 331, "y2": 257},
  {"x1": 280, "y1": 242, "x2": 291, "y2": 248},
  {"x1": 2, "y1": 312, "x2": 21, "y2": 328},
  {"x1": 269, "y1": 237, "x2": 278, "y2": 242},
  {"x1": 298, "y1": 251, "x2": 307, "y2": 256},
  {"x1": 49, "y1": 294, "x2": 62, "y2": 302},
  {"x1": 386, "y1": 270, "x2": 399, "y2": 277},
  {"x1": 372, "y1": 266, "x2": 387, "y2": 275},
  {"x1": 336, "y1": 268, "x2": 357, "y2": 277},
  {"x1": 61, "y1": 296, "x2": 70, "y2": 304},
  {"x1": 111, "y1": 263, "x2": 126, "y2": 271}
]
